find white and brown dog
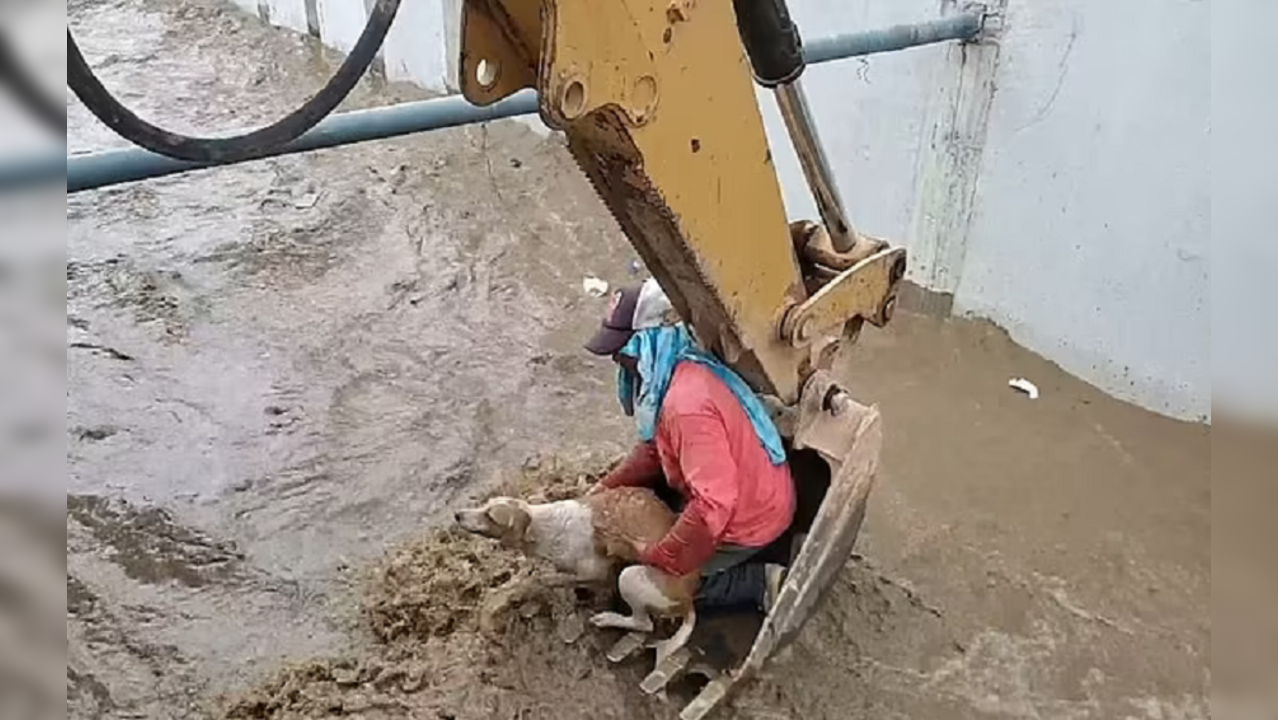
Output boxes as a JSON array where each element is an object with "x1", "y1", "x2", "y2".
[{"x1": 454, "y1": 486, "x2": 698, "y2": 663}]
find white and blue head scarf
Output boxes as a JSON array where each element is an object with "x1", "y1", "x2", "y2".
[{"x1": 616, "y1": 322, "x2": 787, "y2": 466}]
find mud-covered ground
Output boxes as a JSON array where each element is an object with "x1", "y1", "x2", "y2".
[{"x1": 67, "y1": 0, "x2": 1212, "y2": 718}]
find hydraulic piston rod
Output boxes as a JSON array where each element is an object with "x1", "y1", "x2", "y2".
[{"x1": 774, "y1": 80, "x2": 860, "y2": 253}]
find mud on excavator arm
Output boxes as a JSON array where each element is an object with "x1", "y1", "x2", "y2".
[{"x1": 458, "y1": 0, "x2": 903, "y2": 716}]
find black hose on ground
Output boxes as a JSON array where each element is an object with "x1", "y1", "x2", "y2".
[{"x1": 66, "y1": 0, "x2": 401, "y2": 163}]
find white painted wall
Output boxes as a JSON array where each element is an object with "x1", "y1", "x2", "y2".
[
  {"x1": 1211, "y1": 0, "x2": 1278, "y2": 427},
  {"x1": 235, "y1": 0, "x2": 458, "y2": 91},
  {"x1": 382, "y1": 0, "x2": 450, "y2": 89},
  {"x1": 956, "y1": 0, "x2": 1210, "y2": 422},
  {"x1": 240, "y1": 0, "x2": 1233, "y2": 424},
  {"x1": 315, "y1": 0, "x2": 369, "y2": 54},
  {"x1": 265, "y1": 0, "x2": 310, "y2": 37},
  {"x1": 762, "y1": 0, "x2": 1216, "y2": 423}
]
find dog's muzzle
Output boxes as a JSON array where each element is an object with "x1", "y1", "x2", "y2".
[{"x1": 454, "y1": 508, "x2": 488, "y2": 534}]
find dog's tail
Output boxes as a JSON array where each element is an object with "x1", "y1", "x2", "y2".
[{"x1": 652, "y1": 606, "x2": 697, "y2": 665}]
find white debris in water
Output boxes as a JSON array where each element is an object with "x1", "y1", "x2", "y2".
[
  {"x1": 1008, "y1": 378, "x2": 1040, "y2": 400},
  {"x1": 292, "y1": 192, "x2": 321, "y2": 209},
  {"x1": 582, "y1": 277, "x2": 609, "y2": 297}
]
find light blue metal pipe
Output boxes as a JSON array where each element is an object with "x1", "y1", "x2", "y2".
[
  {"x1": 27, "y1": 12, "x2": 983, "y2": 195},
  {"x1": 803, "y1": 12, "x2": 983, "y2": 65},
  {"x1": 0, "y1": 153, "x2": 65, "y2": 191},
  {"x1": 55, "y1": 91, "x2": 540, "y2": 193}
]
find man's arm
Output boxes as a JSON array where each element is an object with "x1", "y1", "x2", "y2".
[
  {"x1": 596, "y1": 441, "x2": 663, "y2": 491},
  {"x1": 640, "y1": 412, "x2": 739, "y2": 577}
]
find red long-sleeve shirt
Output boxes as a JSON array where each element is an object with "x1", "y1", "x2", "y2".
[{"x1": 601, "y1": 363, "x2": 795, "y2": 577}]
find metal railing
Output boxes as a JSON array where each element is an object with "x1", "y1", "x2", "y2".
[{"x1": 1, "y1": 12, "x2": 985, "y2": 193}]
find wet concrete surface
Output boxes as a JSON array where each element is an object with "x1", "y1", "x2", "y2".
[{"x1": 66, "y1": 0, "x2": 1212, "y2": 718}]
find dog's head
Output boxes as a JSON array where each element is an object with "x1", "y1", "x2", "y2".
[{"x1": 454, "y1": 497, "x2": 532, "y2": 550}]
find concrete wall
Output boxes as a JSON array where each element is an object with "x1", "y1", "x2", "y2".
[
  {"x1": 957, "y1": 0, "x2": 1210, "y2": 423},
  {"x1": 237, "y1": 0, "x2": 1227, "y2": 424},
  {"x1": 229, "y1": 0, "x2": 457, "y2": 90},
  {"x1": 1211, "y1": 0, "x2": 1277, "y2": 427}
]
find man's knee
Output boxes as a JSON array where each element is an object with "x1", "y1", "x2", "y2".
[{"x1": 694, "y1": 562, "x2": 767, "y2": 612}]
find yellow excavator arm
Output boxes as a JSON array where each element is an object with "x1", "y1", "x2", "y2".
[
  {"x1": 459, "y1": 0, "x2": 901, "y2": 716},
  {"x1": 460, "y1": 0, "x2": 904, "y2": 403}
]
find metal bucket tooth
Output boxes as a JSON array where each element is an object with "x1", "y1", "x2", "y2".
[
  {"x1": 679, "y1": 676, "x2": 732, "y2": 720},
  {"x1": 606, "y1": 631, "x2": 648, "y2": 663},
  {"x1": 640, "y1": 646, "x2": 691, "y2": 695}
]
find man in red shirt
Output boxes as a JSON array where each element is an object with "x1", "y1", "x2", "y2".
[{"x1": 584, "y1": 278, "x2": 794, "y2": 610}]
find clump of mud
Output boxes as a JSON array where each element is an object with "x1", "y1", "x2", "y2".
[
  {"x1": 223, "y1": 651, "x2": 444, "y2": 719},
  {"x1": 221, "y1": 453, "x2": 670, "y2": 720},
  {"x1": 364, "y1": 528, "x2": 531, "y2": 642}
]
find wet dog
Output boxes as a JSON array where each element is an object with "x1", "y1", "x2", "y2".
[{"x1": 454, "y1": 487, "x2": 698, "y2": 663}]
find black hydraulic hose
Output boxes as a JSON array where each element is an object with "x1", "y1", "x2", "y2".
[
  {"x1": 0, "y1": 33, "x2": 65, "y2": 135},
  {"x1": 66, "y1": 0, "x2": 401, "y2": 163}
]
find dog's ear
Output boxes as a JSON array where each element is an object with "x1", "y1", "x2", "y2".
[
  {"x1": 487, "y1": 503, "x2": 531, "y2": 550},
  {"x1": 485, "y1": 502, "x2": 516, "y2": 528}
]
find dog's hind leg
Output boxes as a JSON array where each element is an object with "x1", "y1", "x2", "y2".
[
  {"x1": 590, "y1": 565, "x2": 662, "y2": 632},
  {"x1": 639, "y1": 608, "x2": 696, "y2": 696},
  {"x1": 650, "y1": 606, "x2": 696, "y2": 666}
]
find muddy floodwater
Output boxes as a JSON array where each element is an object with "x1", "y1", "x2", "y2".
[{"x1": 67, "y1": 0, "x2": 1211, "y2": 718}]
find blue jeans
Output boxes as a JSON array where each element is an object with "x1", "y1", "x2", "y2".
[{"x1": 697, "y1": 543, "x2": 768, "y2": 612}]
